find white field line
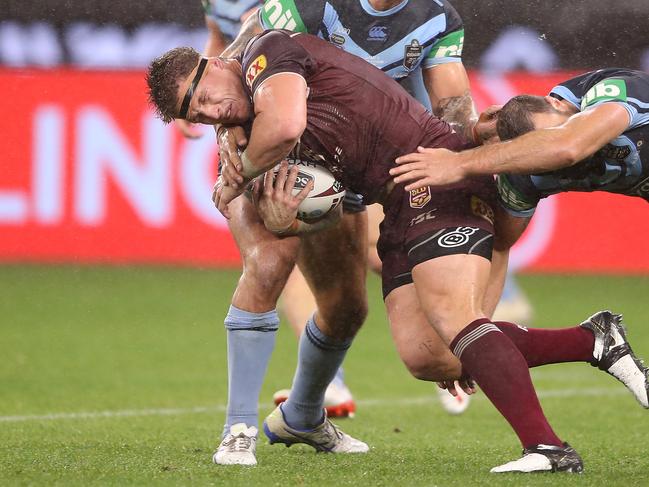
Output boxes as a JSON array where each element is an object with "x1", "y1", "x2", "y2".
[{"x1": 0, "y1": 387, "x2": 626, "y2": 424}]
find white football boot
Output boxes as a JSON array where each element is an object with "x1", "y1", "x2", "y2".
[
  {"x1": 263, "y1": 405, "x2": 368, "y2": 453},
  {"x1": 273, "y1": 382, "x2": 356, "y2": 418},
  {"x1": 580, "y1": 310, "x2": 649, "y2": 408},
  {"x1": 212, "y1": 423, "x2": 258, "y2": 466},
  {"x1": 436, "y1": 384, "x2": 471, "y2": 415},
  {"x1": 491, "y1": 443, "x2": 583, "y2": 473}
]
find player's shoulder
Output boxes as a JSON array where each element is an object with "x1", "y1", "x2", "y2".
[
  {"x1": 241, "y1": 30, "x2": 311, "y2": 91},
  {"x1": 245, "y1": 29, "x2": 294, "y2": 50},
  {"x1": 554, "y1": 68, "x2": 649, "y2": 110}
]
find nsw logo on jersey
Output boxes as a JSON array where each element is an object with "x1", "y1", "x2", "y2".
[
  {"x1": 403, "y1": 39, "x2": 423, "y2": 71},
  {"x1": 582, "y1": 79, "x2": 627, "y2": 109},
  {"x1": 246, "y1": 55, "x2": 267, "y2": 89}
]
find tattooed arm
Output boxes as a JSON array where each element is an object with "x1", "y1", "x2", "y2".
[
  {"x1": 220, "y1": 9, "x2": 264, "y2": 58},
  {"x1": 422, "y1": 63, "x2": 478, "y2": 142}
]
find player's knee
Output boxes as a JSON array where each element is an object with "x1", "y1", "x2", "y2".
[
  {"x1": 493, "y1": 232, "x2": 515, "y2": 252},
  {"x1": 240, "y1": 249, "x2": 296, "y2": 299},
  {"x1": 320, "y1": 297, "x2": 368, "y2": 340}
]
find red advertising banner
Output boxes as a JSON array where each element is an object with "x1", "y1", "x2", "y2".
[
  {"x1": 1, "y1": 69, "x2": 648, "y2": 272},
  {"x1": 1, "y1": 69, "x2": 238, "y2": 266}
]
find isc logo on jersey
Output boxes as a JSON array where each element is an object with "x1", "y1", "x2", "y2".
[
  {"x1": 582, "y1": 79, "x2": 627, "y2": 110},
  {"x1": 263, "y1": 0, "x2": 298, "y2": 30}
]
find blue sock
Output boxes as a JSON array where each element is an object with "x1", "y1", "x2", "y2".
[
  {"x1": 223, "y1": 305, "x2": 279, "y2": 436},
  {"x1": 331, "y1": 366, "x2": 346, "y2": 389},
  {"x1": 501, "y1": 273, "x2": 522, "y2": 301},
  {"x1": 281, "y1": 316, "x2": 352, "y2": 430}
]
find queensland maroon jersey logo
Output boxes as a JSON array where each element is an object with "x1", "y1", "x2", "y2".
[{"x1": 409, "y1": 186, "x2": 431, "y2": 208}]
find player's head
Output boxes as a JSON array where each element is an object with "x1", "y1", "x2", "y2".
[
  {"x1": 497, "y1": 94, "x2": 575, "y2": 141},
  {"x1": 147, "y1": 47, "x2": 251, "y2": 125}
]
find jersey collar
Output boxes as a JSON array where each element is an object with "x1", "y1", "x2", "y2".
[{"x1": 359, "y1": 0, "x2": 410, "y2": 17}]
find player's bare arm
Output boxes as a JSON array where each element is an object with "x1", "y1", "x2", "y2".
[
  {"x1": 215, "y1": 73, "x2": 308, "y2": 215},
  {"x1": 391, "y1": 102, "x2": 631, "y2": 191},
  {"x1": 423, "y1": 63, "x2": 477, "y2": 142}
]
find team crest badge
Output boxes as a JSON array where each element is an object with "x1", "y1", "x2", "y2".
[
  {"x1": 404, "y1": 39, "x2": 423, "y2": 71},
  {"x1": 246, "y1": 55, "x2": 267, "y2": 89},
  {"x1": 470, "y1": 195, "x2": 494, "y2": 224},
  {"x1": 409, "y1": 186, "x2": 431, "y2": 209}
]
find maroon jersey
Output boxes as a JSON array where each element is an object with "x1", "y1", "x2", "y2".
[{"x1": 240, "y1": 29, "x2": 467, "y2": 204}]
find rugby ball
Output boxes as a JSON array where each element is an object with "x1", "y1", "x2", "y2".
[{"x1": 274, "y1": 161, "x2": 346, "y2": 223}]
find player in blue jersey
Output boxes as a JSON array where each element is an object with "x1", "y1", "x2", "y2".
[
  {"x1": 392, "y1": 68, "x2": 649, "y2": 283},
  {"x1": 201, "y1": 0, "x2": 502, "y2": 466}
]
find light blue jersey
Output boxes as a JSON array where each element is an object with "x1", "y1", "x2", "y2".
[
  {"x1": 498, "y1": 68, "x2": 649, "y2": 216},
  {"x1": 203, "y1": 0, "x2": 261, "y2": 41},
  {"x1": 259, "y1": 0, "x2": 465, "y2": 109}
]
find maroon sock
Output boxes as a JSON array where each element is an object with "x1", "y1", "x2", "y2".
[
  {"x1": 493, "y1": 321, "x2": 595, "y2": 368},
  {"x1": 450, "y1": 318, "x2": 562, "y2": 448}
]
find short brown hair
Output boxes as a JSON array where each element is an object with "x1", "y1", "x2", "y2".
[
  {"x1": 496, "y1": 95, "x2": 554, "y2": 141},
  {"x1": 146, "y1": 47, "x2": 200, "y2": 123}
]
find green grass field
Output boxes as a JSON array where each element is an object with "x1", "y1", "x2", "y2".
[{"x1": 1, "y1": 265, "x2": 649, "y2": 486}]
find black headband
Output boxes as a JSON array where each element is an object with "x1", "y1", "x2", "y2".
[{"x1": 179, "y1": 57, "x2": 208, "y2": 119}]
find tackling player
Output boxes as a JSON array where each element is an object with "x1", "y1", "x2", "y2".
[
  {"x1": 391, "y1": 68, "x2": 649, "y2": 301},
  {"x1": 146, "y1": 30, "x2": 625, "y2": 473}
]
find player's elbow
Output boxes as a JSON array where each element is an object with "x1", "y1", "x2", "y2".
[
  {"x1": 544, "y1": 136, "x2": 583, "y2": 170},
  {"x1": 275, "y1": 116, "x2": 307, "y2": 145},
  {"x1": 558, "y1": 144, "x2": 583, "y2": 167},
  {"x1": 264, "y1": 118, "x2": 305, "y2": 154}
]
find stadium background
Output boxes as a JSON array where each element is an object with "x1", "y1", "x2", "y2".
[
  {"x1": 2, "y1": 2, "x2": 649, "y2": 485},
  {"x1": 2, "y1": 0, "x2": 649, "y2": 271}
]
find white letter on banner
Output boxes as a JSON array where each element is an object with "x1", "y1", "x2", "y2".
[
  {"x1": 33, "y1": 106, "x2": 65, "y2": 224},
  {"x1": 179, "y1": 135, "x2": 227, "y2": 228},
  {"x1": 0, "y1": 190, "x2": 27, "y2": 223},
  {"x1": 75, "y1": 108, "x2": 172, "y2": 226}
]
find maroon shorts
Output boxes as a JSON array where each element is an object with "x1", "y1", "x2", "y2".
[{"x1": 378, "y1": 176, "x2": 497, "y2": 299}]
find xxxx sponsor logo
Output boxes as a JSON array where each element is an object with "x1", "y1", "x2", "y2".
[
  {"x1": 409, "y1": 186, "x2": 431, "y2": 208},
  {"x1": 246, "y1": 55, "x2": 267, "y2": 89}
]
